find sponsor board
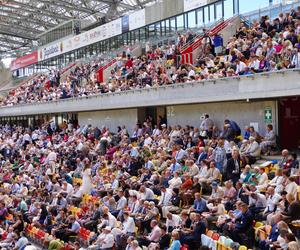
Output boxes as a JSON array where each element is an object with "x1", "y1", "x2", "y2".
[
  {"x1": 10, "y1": 51, "x2": 38, "y2": 71},
  {"x1": 38, "y1": 42, "x2": 63, "y2": 61}
]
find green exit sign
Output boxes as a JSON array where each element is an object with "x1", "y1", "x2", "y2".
[{"x1": 264, "y1": 107, "x2": 272, "y2": 124}]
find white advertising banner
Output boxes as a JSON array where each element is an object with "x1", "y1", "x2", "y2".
[
  {"x1": 129, "y1": 8, "x2": 146, "y2": 31},
  {"x1": 183, "y1": 0, "x2": 208, "y2": 12},
  {"x1": 38, "y1": 41, "x2": 63, "y2": 61},
  {"x1": 63, "y1": 18, "x2": 122, "y2": 54}
]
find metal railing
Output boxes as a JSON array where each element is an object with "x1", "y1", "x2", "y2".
[{"x1": 243, "y1": 0, "x2": 300, "y2": 22}]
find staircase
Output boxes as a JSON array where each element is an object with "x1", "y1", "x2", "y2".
[
  {"x1": 96, "y1": 43, "x2": 142, "y2": 83},
  {"x1": 0, "y1": 73, "x2": 41, "y2": 97},
  {"x1": 180, "y1": 15, "x2": 241, "y2": 65},
  {"x1": 60, "y1": 62, "x2": 80, "y2": 83}
]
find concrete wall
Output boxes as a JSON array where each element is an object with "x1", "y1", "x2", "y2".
[
  {"x1": 145, "y1": 0, "x2": 183, "y2": 25},
  {"x1": 167, "y1": 100, "x2": 277, "y2": 135},
  {"x1": 78, "y1": 108, "x2": 138, "y2": 134},
  {"x1": 0, "y1": 69, "x2": 299, "y2": 117},
  {"x1": 145, "y1": 0, "x2": 218, "y2": 25}
]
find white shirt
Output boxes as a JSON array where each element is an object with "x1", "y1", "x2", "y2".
[
  {"x1": 145, "y1": 160, "x2": 154, "y2": 169},
  {"x1": 248, "y1": 59, "x2": 260, "y2": 70},
  {"x1": 258, "y1": 172, "x2": 269, "y2": 186},
  {"x1": 129, "y1": 201, "x2": 139, "y2": 214},
  {"x1": 144, "y1": 137, "x2": 153, "y2": 146},
  {"x1": 197, "y1": 165, "x2": 208, "y2": 179},
  {"x1": 158, "y1": 189, "x2": 173, "y2": 206},
  {"x1": 108, "y1": 213, "x2": 117, "y2": 228},
  {"x1": 249, "y1": 193, "x2": 267, "y2": 208},
  {"x1": 97, "y1": 232, "x2": 114, "y2": 248},
  {"x1": 175, "y1": 149, "x2": 186, "y2": 161},
  {"x1": 188, "y1": 69, "x2": 195, "y2": 78},
  {"x1": 200, "y1": 118, "x2": 214, "y2": 131},
  {"x1": 284, "y1": 182, "x2": 298, "y2": 200},
  {"x1": 269, "y1": 176, "x2": 284, "y2": 193},
  {"x1": 64, "y1": 183, "x2": 74, "y2": 196},
  {"x1": 122, "y1": 216, "x2": 135, "y2": 234},
  {"x1": 264, "y1": 193, "x2": 281, "y2": 213},
  {"x1": 140, "y1": 188, "x2": 155, "y2": 200},
  {"x1": 166, "y1": 214, "x2": 181, "y2": 230},
  {"x1": 235, "y1": 61, "x2": 247, "y2": 74},
  {"x1": 152, "y1": 128, "x2": 161, "y2": 136},
  {"x1": 23, "y1": 133, "x2": 31, "y2": 143},
  {"x1": 116, "y1": 196, "x2": 127, "y2": 210},
  {"x1": 168, "y1": 177, "x2": 182, "y2": 189},
  {"x1": 45, "y1": 151, "x2": 57, "y2": 163}
]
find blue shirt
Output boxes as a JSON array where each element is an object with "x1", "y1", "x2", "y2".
[
  {"x1": 213, "y1": 35, "x2": 223, "y2": 47},
  {"x1": 193, "y1": 199, "x2": 207, "y2": 213},
  {"x1": 71, "y1": 221, "x2": 80, "y2": 233},
  {"x1": 170, "y1": 240, "x2": 181, "y2": 250},
  {"x1": 244, "y1": 131, "x2": 250, "y2": 140},
  {"x1": 171, "y1": 162, "x2": 181, "y2": 173},
  {"x1": 269, "y1": 224, "x2": 279, "y2": 242},
  {"x1": 130, "y1": 148, "x2": 138, "y2": 158}
]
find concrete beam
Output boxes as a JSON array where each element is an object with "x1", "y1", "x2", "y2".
[{"x1": 0, "y1": 69, "x2": 300, "y2": 117}]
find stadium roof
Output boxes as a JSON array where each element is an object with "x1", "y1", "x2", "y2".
[{"x1": 0, "y1": 0, "x2": 156, "y2": 58}]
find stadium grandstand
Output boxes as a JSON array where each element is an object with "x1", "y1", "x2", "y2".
[{"x1": 0, "y1": 0, "x2": 300, "y2": 249}]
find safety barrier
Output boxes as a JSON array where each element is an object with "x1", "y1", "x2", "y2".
[{"x1": 0, "y1": 68, "x2": 299, "y2": 117}]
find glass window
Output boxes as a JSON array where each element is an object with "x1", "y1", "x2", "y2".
[
  {"x1": 161, "y1": 20, "x2": 166, "y2": 36},
  {"x1": 149, "y1": 24, "x2": 155, "y2": 39},
  {"x1": 188, "y1": 11, "x2": 196, "y2": 29},
  {"x1": 216, "y1": 2, "x2": 223, "y2": 20},
  {"x1": 210, "y1": 4, "x2": 215, "y2": 22},
  {"x1": 239, "y1": 0, "x2": 269, "y2": 14},
  {"x1": 224, "y1": 0, "x2": 234, "y2": 19},
  {"x1": 123, "y1": 33, "x2": 129, "y2": 45},
  {"x1": 197, "y1": 9, "x2": 203, "y2": 27},
  {"x1": 140, "y1": 27, "x2": 146, "y2": 41},
  {"x1": 134, "y1": 29, "x2": 140, "y2": 42},
  {"x1": 155, "y1": 22, "x2": 161, "y2": 37},
  {"x1": 204, "y1": 6, "x2": 209, "y2": 24},
  {"x1": 176, "y1": 14, "x2": 184, "y2": 30},
  {"x1": 234, "y1": 0, "x2": 238, "y2": 14},
  {"x1": 170, "y1": 17, "x2": 176, "y2": 32}
]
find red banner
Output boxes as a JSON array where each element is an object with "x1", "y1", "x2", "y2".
[{"x1": 10, "y1": 51, "x2": 38, "y2": 71}]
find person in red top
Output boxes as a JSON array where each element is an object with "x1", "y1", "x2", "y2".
[
  {"x1": 180, "y1": 174, "x2": 193, "y2": 207},
  {"x1": 125, "y1": 55, "x2": 133, "y2": 68}
]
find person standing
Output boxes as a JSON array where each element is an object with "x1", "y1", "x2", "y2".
[{"x1": 80, "y1": 162, "x2": 93, "y2": 195}]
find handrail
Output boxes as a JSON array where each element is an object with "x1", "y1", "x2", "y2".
[
  {"x1": 242, "y1": 0, "x2": 300, "y2": 22},
  {"x1": 180, "y1": 18, "x2": 225, "y2": 52},
  {"x1": 1, "y1": 67, "x2": 299, "y2": 110}
]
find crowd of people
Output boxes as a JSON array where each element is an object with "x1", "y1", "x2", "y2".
[
  {"x1": 1, "y1": 7, "x2": 300, "y2": 107},
  {"x1": 0, "y1": 114, "x2": 298, "y2": 250}
]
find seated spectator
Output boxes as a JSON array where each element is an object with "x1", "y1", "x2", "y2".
[
  {"x1": 137, "y1": 220, "x2": 161, "y2": 247},
  {"x1": 224, "y1": 202, "x2": 254, "y2": 247},
  {"x1": 190, "y1": 193, "x2": 208, "y2": 214},
  {"x1": 243, "y1": 136, "x2": 261, "y2": 164},
  {"x1": 180, "y1": 212, "x2": 206, "y2": 249},
  {"x1": 88, "y1": 226, "x2": 114, "y2": 250},
  {"x1": 260, "y1": 124, "x2": 276, "y2": 155}
]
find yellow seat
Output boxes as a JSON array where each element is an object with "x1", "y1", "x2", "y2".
[
  {"x1": 238, "y1": 246, "x2": 247, "y2": 250},
  {"x1": 297, "y1": 186, "x2": 300, "y2": 201},
  {"x1": 217, "y1": 241, "x2": 232, "y2": 250},
  {"x1": 254, "y1": 221, "x2": 264, "y2": 230}
]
